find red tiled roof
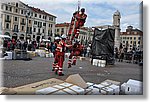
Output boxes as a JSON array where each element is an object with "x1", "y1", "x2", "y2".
[
  {"x1": 28, "y1": 6, "x2": 56, "y2": 17},
  {"x1": 55, "y1": 23, "x2": 70, "y2": 27}
]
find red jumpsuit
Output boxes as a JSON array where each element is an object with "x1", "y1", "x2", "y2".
[
  {"x1": 68, "y1": 43, "x2": 83, "y2": 68},
  {"x1": 52, "y1": 41, "x2": 59, "y2": 71},
  {"x1": 54, "y1": 40, "x2": 66, "y2": 75},
  {"x1": 68, "y1": 11, "x2": 87, "y2": 41}
]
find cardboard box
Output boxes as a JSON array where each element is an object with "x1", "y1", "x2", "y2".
[
  {"x1": 65, "y1": 74, "x2": 88, "y2": 89},
  {"x1": 100, "y1": 79, "x2": 121, "y2": 95},
  {"x1": 101, "y1": 81, "x2": 112, "y2": 87},
  {"x1": 121, "y1": 82, "x2": 126, "y2": 93},
  {"x1": 101, "y1": 87, "x2": 114, "y2": 95},
  {"x1": 13, "y1": 78, "x2": 64, "y2": 95},
  {"x1": 80, "y1": 57, "x2": 86, "y2": 61},
  {"x1": 104, "y1": 79, "x2": 121, "y2": 86},
  {"x1": 0, "y1": 87, "x2": 17, "y2": 95},
  {"x1": 84, "y1": 88, "x2": 93, "y2": 95},
  {"x1": 4, "y1": 51, "x2": 13, "y2": 59},
  {"x1": 125, "y1": 79, "x2": 143, "y2": 95},
  {"x1": 92, "y1": 59, "x2": 106, "y2": 67},
  {"x1": 36, "y1": 83, "x2": 85, "y2": 95},
  {"x1": 86, "y1": 82, "x2": 95, "y2": 88},
  {"x1": 36, "y1": 87, "x2": 59, "y2": 95},
  {"x1": 86, "y1": 82, "x2": 103, "y2": 95},
  {"x1": 108, "y1": 84, "x2": 120, "y2": 95},
  {"x1": 69, "y1": 85, "x2": 85, "y2": 95}
]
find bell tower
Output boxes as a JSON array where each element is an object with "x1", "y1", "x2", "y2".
[{"x1": 113, "y1": 10, "x2": 121, "y2": 49}]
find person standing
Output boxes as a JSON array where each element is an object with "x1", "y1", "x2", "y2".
[
  {"x1": 86, "y1": 46, "x2": 91, "y2": 57},
  {"x1": 52, "y1": 37, "x2": 61, "y2": 72},
  {"x1": 54, "y1": 34, "x2": 72, "y2": 76}
]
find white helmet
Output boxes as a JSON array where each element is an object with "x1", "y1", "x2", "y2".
[
  {"x1": 61, "y1": 34, "x2": 67, "y2": 39},
  {"x1": 55, "y1": 36, "x2": 60, "y2": 40}
]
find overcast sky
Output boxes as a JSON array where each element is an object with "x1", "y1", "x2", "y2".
[{"x1": 20, "y1": 0, "x2": 142, "y2": 32}]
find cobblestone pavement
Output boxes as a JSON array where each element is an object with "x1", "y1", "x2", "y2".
[{"x1": 1, "y1": 57, "x2": 143, "y2": 88}]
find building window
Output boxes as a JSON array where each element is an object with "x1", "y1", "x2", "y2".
[
  {"x1": 138, "y1": 41, "x2": 140, "y2": 44},
  {"x1": 43, "y1": 16, "x2": 45, "y2": 19},
  {"x1": 61, "y1": 28, "x2": 64, "y2": 34},
  {"x1": 5, "y1": 5, "x2": 8, "y2": 10},
  {"x1": 130, "y1": 41, "x2": 132, "y2": 44},
  {"x1": 14, "y1": 25, "x2": 18, "y2": 32},
  {"x1": 34, "y1": 21, "x2": 37, "y2": 25},
  {"x1": 6, "y1": 23, "x2": 9, "y2": 29},
  {"x1": 127, "y1": 32, "x2": 130, "y2": 34},
  {"x1": 22, "y1": 18, "x2": 25, "y2": 23},
  {"x1": 16, "y1": 3, "x2": 18, "y2": 7},
  {"x1": 130, "y1": 37, "x2": 132, "y2": 40},
  {"x1": 10, "y1": 7, "x2": 12, "y2": 12},
  {"x1": 133, "y1": 41, "x2": 136, "y2": 45},
  {"x1": 57, "y1": 29, "x2": 59, "y2": 32},
  {"x1": 38, "y1": 22, "x2": 42, "y2": 27},
  {"x1": 43, "y1": 23, "x2": 46, "y2": 26},
  {"x1": 29, "y1": 20, "x2": 31, "y2": 24},
  {"x1": 34, "y1": 28, "x2": 36, "y2": 32},
  {"x1": 6, "y1": 15, "x2": 10, "y2": 20},
  {"x1": 35, "y1": 13, "x2": 37, "y2": 17},
  {"x1": 134, "y1": 37, "x2": 136, "y2": 40},
  {"x1": 21, "y1": 10, "x2": 24, "y2": 14},
  {"x1": 15, "y1": 17, "x2": 18, "y2": 21},
  {"x1": 21, "y1": 26, "x2": 24, "y2": 31},
  {"x1": 49, "y1": 24, "x2": 51, "y2": 27},
  {"x1": 15, "y1": 9, "x2": 18, "y2": 13},
  {"x1": 123, "y1": 41, "x2": 125, "y2": 43},
  {"x1": 127, "y1": 37, "x2": 129, "y2": 40},
  {"x1": 39, "y1": 15, "x2": 41, "y2": 18},
  {"x1": 33, "y1": 35, "x2": 35, "y2": 38},
  {"x1": 138, "y1": 37, "x2": 141, "y2": 40},
  {"x1": 43, "y1": 29, "x2": 45, "y2": 33}
]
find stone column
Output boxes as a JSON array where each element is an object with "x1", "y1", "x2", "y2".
[{"x1": 113, "y1": 10, "x2": 121, "y2": 49}]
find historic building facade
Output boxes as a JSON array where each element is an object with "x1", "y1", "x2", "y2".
[
  {"x1": 120, "y1": 26, "x2": 143, "y2": 51},
  {"x1": 0, "y1": 0, "x2": 56, "y2": 42}
]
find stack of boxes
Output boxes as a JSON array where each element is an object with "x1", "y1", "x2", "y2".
[
  {"x1": 86, "y1": 79, "x2": 120, "y2": 95},
  {"x1": 0, "y1": 74, "x2": 143, "y2": 95},
  {"x1": 36, "y1": 82, "x2": 85, "y2": 95},
  {"x1": 92, "y1": 59, "x2": 106, "y2": 67}
]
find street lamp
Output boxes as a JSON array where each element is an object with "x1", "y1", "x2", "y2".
[{"x1": 25, "y1": 9, "x2": 31, "y2": 42}]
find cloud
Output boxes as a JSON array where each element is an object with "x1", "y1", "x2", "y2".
[{"x1": 20, "y1": 0, "x2": 142, "y2": 31}]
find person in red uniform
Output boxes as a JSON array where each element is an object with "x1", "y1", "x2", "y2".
[
  {"x1": 73, "y1": 8, "x2": 87, "y2": 39},
  {"x1": 55, "y1": 34, "x2": 72, "y2": 76},
  {"x1": 52, "y1": 37, "x2": 61, "y2": 72},
  {"x1": 68, "y1": 39, "x2": 83, "y2": 68}
]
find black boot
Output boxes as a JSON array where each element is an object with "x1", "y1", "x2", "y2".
[
  {"x1": 58, "y1": 73, "x2": 64, "y2": 76},
  {"x1": 68, "y1": 64, "x2": 72, "y2": 68}
]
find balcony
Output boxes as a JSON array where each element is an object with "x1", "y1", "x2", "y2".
[{"x1": 5, "y1": 19, "x2": 11, "y2": 23}]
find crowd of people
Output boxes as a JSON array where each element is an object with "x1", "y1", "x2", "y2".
[
  {"x1": 114, "y1": 46, "x2": 143, "y2": 64},
  {"x1": 3, "y1": 38, "x2": 55, "y2": 52}
]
